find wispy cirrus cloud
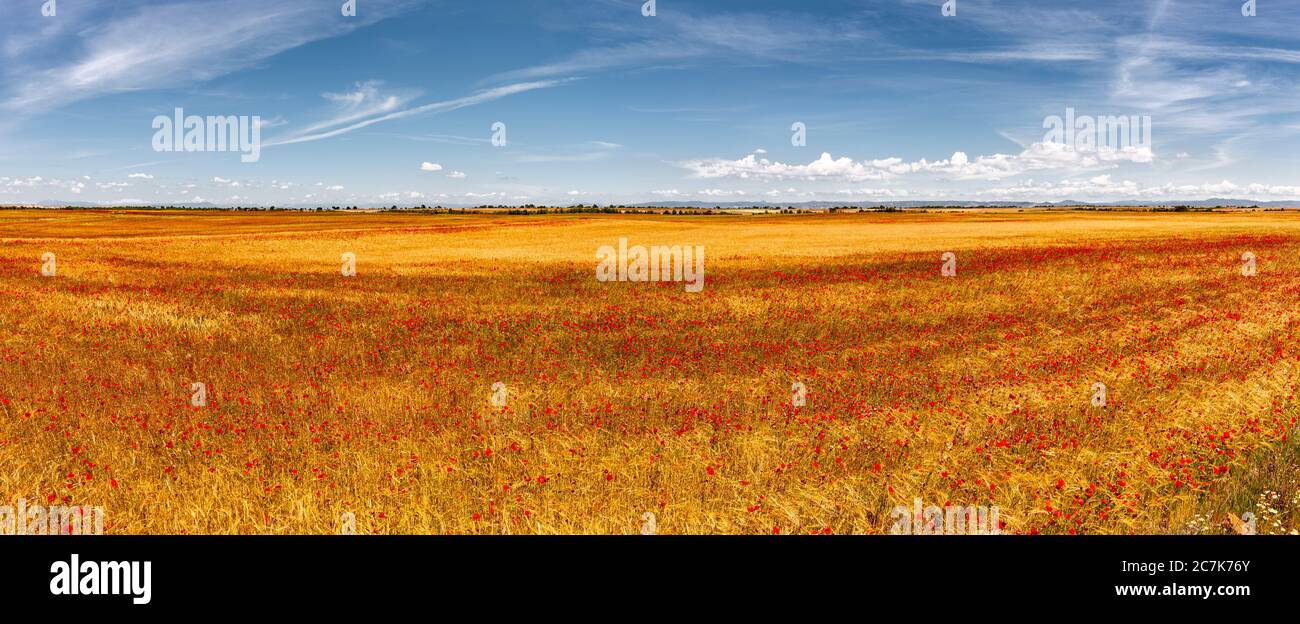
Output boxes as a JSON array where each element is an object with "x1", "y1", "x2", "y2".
[
  {"x1": 294, "y1": 81, "x2": 416, "y2": 137},
  {"x1": 1, "y1": 0, "x2": 423, "y2": 111},
  {"x1": 264, "y1": 79, "x2": 573, "y2": 147},
  {"x1": 488, "y1": 7, "x2": 869, "y2": 84},
  {"x1": 513, "y1": 140, "x2": 622, "y2": 163}
]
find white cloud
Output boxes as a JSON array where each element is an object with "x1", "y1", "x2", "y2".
[
  {"x1": 3, "y1": 0, "x2": 424, "y2": 111},
  {"x1": 127, "y1": 173, "x2": 154, "y2": 179},
  {"x1": 318, "y1": 82, "x2": 410, "y2": 128},
  {"x1": 420, "y1": 162, "x2": 443, "y2": 172},
  {"x1": 255, "y1": 117, "x2": 288, "y2": 130},
  {"x1": 682, "y1": 152, "x2": 891, "y2": 182},
  {"x1": 491, "y1": 10, "x2": 863, "y2": 84},
  {"x1": 681, "y1": 143, "x2": 1154, "y2": 184},
  {"x1": 977, "y1": 177, "x2": 1300, "y2": 201},
  {"x1": 266, "y1": 79, "x2": 570, "y2": 147},
  {"x1": 378, "y1": 191, "x2": 425, "y2": 201},
  {"x1": 1, "y1": 175, "x2": 86, "y2": 195},
  {"x1": 445, "y1": 171, "x2": 466, "y2": 179},
  {"x1": 515, "y1": 151, "x2": 611, "y2": 163}
]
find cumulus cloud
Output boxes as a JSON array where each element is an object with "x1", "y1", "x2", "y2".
[
  {"x1": 0, "y1": 175, "x2": 86, "y2": 195},
  {"x1": 680, "y1": 143, "x2": 1154, "y2": 184},
  {"x1": 681, "y1": 152, "x2": 894, "y2": 183},
  {"x1": 421, "y1": 163, "x2": 462, "y2": 178},
  {"x1": 374, "y1": 191, "x2": 426, "y2": 201},
  {"x1": 978, "y1": 177, "x2": 1300, "y2": 201}
]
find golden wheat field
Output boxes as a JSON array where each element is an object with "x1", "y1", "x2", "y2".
[{"x1": 0, "y1": 208, "x2": 1297, "y2": 535}]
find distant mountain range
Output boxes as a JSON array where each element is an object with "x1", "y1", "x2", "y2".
[{"x1": 6, "y1": 198, "x2": 1300, "y2": 210}]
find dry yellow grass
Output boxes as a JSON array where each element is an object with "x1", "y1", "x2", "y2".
[{"x1": 1, "y1": 208, "x2": 1297, "y2": 534}]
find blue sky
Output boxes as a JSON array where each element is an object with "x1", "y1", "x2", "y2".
[{"x1": 1, "y1": 0, "x2": 1299, "y2": 206}]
